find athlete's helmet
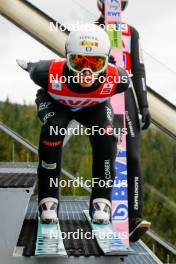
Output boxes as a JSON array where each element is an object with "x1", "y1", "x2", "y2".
[
  {"x1": 65, "y1": 24, "x2": 110, "y2": 73},
  {"x1": 97, "y1": 0, "x2": 128, "y2": 14}
]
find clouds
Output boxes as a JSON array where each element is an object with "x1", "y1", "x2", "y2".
[{"x1": 0, "y1": 16, "x2": 56, "y2": 104}]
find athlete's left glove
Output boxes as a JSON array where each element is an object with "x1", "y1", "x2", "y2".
[
  {"x1": 139, "y1": 107, "x2": 151, "y2": 130},
  {"x1": 16, "y1": 59, "x2": 29, "y2": 71}
]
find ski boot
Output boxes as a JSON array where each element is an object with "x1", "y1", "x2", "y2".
[
  {"x1": 92, "y1": 198, "x2": 111, "y2": 224},
  {"x1": 129, "y1": 218, "x2": 151, "y2": 242},
  {"x1": 38, "y1": 197, "x2": 59, "y2": 224}
]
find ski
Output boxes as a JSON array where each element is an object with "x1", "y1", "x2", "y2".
[
  {"x1": 105, "y1": 0, "x2": 130, "y2": 246},
  {"x1": 35, "y1": 219, "x2": 67, "y2": 257},
  {"x1": 84, "y1": 210, "x2": 132, "y2": 255}
]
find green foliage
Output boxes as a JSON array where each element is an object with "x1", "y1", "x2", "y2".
[
  {"x1": 0, "y1": 98, "x2": 40, "y2": 146},
  {"x1": 141, "y1": 125, "x2": 176, "y2": 247},
  {"x1": 0, "y1": 99, "x2": 40, "y2": 161}
]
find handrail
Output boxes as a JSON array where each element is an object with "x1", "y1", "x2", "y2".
[
  {"x1": 0, "y1": 121, "x2": 38, "y2": 155},
  {"x1": 147, "y1": 230, "x2": 176, "y2": 256},
  {"x1": 148, "y1": 86, "x2": 176, "y2": 139},
  {"x1": 0, "y1": 121, "x2": 87, "y2": 192}
]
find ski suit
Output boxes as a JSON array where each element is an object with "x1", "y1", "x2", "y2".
[{"x1": 27, "y1": 59, "x2": 130, "y2": 214}]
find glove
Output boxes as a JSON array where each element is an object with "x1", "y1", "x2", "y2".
[
  {"x1": 108, "y1": 55, "x2": 116, "y2": 65},
  {"x1": 140, "y1": 107, "x2": 151, "y2": 130},
  {"x1": 16, "y1": 59, "x2": 29, "y2": 71}
]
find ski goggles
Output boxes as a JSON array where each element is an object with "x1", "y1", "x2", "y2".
[{"x1": 67, "y1": 54, "x2": 108, "y2": 73}]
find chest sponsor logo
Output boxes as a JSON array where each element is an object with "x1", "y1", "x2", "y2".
[
  {"x1": 58, "y1": 99, "x2": 101, "y2": 107},
  {"x1": 101, "y1": 83, "x2": 114, "y2": 95},
  {"x1": 49, "y1": 93, "x2": 109, "y2": 107},
  {"x1": 52, "y1": 80, "x2": 62, "y2": 91}
]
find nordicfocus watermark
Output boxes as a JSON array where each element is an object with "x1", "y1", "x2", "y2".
[
  {"x1": 50, "y1": 124, "x2": 127, "y2": 137},
  {"x1": 50, "y1": 176, "x2": 127, "y2": 189},
  {"x1": 49, "y1": 22, "x2": 122, "y2": 33},
  {"x1": 46, "y1": 228, "x2": 128, "y2": 240},
  {"x1": 49, "y1": 74, "x2": 128, "y2": 85}
]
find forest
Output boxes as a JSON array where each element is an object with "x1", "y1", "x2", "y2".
[{"x1": 0, "y1": 98, "x2": 176, "y2": 262}]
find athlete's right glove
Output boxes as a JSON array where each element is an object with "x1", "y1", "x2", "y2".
[{"x1": 139, "y1": 107, "x2": 151, "y2": 130}]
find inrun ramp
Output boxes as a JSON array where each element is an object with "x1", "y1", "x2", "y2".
[
  {"x1": 0, "y1": 163, "x2": 37, "y2": 264},
  {"x1": 14, "y1": 196, "x2": 162, "y2": 263},
  {"x1": 0, "y1": 162, "x2": 163, "y2": 264}
]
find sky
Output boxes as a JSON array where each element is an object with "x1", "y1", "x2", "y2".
[{"x1": 0, "y1": 0, "x2": 176, "y2": 105}]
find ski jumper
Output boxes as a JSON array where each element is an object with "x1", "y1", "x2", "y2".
[
  {"x1": 97, "y1": 17, "x2": 150, "y2": 227},
  {"x1": 27, "y1": 59, "x2": 130, "y2": 213}
]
